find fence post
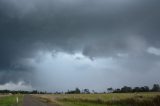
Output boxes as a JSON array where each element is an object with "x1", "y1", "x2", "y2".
[{"x1": 16, "y1": 97, "x2": 19, "y2": 104}]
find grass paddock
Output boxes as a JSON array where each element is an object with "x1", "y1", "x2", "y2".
[
  {"x1": 0, "y1": 94, "x2": 23, "y2": 106},
  {"x1": 36, "y1": 92, "x2": 160, "y2": 106}
]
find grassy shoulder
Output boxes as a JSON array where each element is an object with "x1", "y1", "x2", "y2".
[
  {"x1": 57, "y1": 93, "x2": 160, "y2": 106},
  {"x1": 34, "y1": 92, "x2": 160, "y2": 106},
  {"x1": 0, "y1": 94, "x2": 23, "y2": 106}
]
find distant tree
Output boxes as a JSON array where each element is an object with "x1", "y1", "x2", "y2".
[
  {"x1": 83, "y1": 89, "x2": 90, "y2": 94},
  {"x1": 66, "y1": 88, "x2": 81, "y2": 94},
  {"x1": 140, "y1": 87, "x2": 145, "y2": 92},
  {"x1": 92, "y1": 90, "x2": 98, "y2": 94},
  {"x1": 107, "y1": 87, "x2": 113, "y2": 93},
  {"x1": 32, "y1": 90, "x2": 38, "y2": 94},
  {"x1": 113, "y1": 88, "x2": 121, "y2": 93},
  {"x1": 121, "y1": 86, "x2": 132, "y2": 93},
  {"x1": 75, "y1": 88, "x2": 81, "y2": 94},
  {"x1": 140, "y1": 86, "x2": 150, "y2": 92},
  {"x1": 133, "y1": 87, "x2": 140, "y2": 92},
  {"x1": 152, "y1": 84, "x2": 160, "y2": 92}
]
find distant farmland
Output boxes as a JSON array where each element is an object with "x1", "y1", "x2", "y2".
[{"x1": 35, "y1": 92, "x2": 160, "y2": 106}]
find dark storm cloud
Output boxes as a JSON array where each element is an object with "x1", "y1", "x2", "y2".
[{"x1": 0, "y1": 0, "x2": 160, "y2": 87}]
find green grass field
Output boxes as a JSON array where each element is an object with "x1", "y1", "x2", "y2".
[
  {"x1": 1, "y1": 93, "x2": 160, "y2": 106},
  {"x1": 42, "y1": 92, "x2": 160, "y2": 106},
  {"x1": 0, "y1": 95, "x2": 23, "y2": 106}
]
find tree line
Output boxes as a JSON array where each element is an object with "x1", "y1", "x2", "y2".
[
  {"x1": 0, "y1": 84, "x2": 159, "y2": 94},
  {"x1": 65, "y1": 84, "x2": 160, "y2": 94},
  {"x1": 0, "y1": 90, "x2": 48, "y2": 94},
  {"x1": 110, "y1": 84, "x2": 160, "y2": 93}
]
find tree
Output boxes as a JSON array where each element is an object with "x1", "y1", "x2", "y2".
[
  {"x1": 75, "y1": 88, "x2": 81, "y2": 94},
  {"x1": 144, "y1": 86, "x2": 150, "y2": 92},
  {"x1": 66, "y1": 88, "x2": 81, "y2": 94},
  {"x1": 83, "y1": 89, "x2": 90, "y2": 94},
  {"x1": 133, "y1": 87, "x2": 140, "y2": 92},
  {"x1": 113, "y1": 88, "x2": 121, "y2": 93},
  {"x1": 121, "y1": 86, "x2": 132, "y2": 93},
  {"x1": 107, "y1": 87, "x2": 113, "y2": 93},
  {"x1": 152, "y1": 84, "x2": 160, "y2": 92},
  {"x1": 32, "y1": 90, "x2": 38, "y2": 94}
]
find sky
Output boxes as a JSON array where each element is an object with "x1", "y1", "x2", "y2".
[{"x1": 0, "y1": 0, "x2": 160, "y2": 92}]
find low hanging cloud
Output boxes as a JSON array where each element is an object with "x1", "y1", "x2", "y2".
[
  {"x1": 0, "y1": 0, "x2": 160, "y2": 91},
  {"x1": 147, "y1": 47, "x2": 160, "y2": 56},
  {"x1": 0, "y1": 81, "x2": 33, "y2": 91}
]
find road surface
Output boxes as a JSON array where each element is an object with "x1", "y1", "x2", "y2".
[{"x1": 23, "y1": 95, "x2": 56, "y2": 106}]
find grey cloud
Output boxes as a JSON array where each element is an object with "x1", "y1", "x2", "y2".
[
  {"x1": 147, "y1": 47, "x2": 160, "y2": 56},
  {"x1": 0, "y1": 0, "x2": 160, "y2": 89}
]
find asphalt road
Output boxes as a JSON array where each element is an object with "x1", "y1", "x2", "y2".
[{"x1": 23, "y1": 95, "x2": 56, "y2": 106}]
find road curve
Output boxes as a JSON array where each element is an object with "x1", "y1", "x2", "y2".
[{"x1": 23, "y1": 95, "x2": 56, "y2": 106}]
